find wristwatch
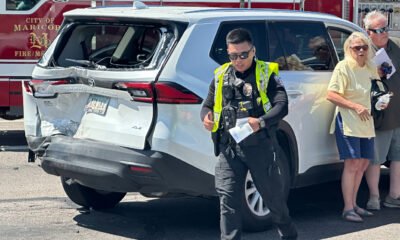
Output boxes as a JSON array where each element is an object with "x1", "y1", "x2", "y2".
[{"x1": 258, "y1": 117, "x2": 266, "y2": 128}]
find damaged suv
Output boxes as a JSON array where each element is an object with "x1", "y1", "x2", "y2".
[{"x1": 23, "y1": 4, "x2": 363, "y2": 231}]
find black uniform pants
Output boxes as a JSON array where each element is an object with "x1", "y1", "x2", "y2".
[{"x1": 215, "y1": 133, "x2": 292, "y2": 240}]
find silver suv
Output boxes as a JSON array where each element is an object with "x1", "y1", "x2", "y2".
[{"x1": 23, "y1": 4, "x2": 363, "y2": 231}]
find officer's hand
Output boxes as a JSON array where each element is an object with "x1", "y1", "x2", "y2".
[
  {"x1": 203, "y1": 111, "x2": 214, "y2": 131},
  {"x1": 248, "y1": 117, "x2": 260, "y2": 132}
]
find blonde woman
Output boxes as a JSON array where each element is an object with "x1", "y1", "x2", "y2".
[{"x1": 327, "y1": 32, "x2": 379, "y2": 222}]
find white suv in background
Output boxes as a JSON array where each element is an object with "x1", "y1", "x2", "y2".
[{"x1": 23, "y1": 4, "x2": 363, "y2": 231}]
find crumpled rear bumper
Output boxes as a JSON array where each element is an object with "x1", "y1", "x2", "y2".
[{"x1": 36, "y1": 135, "x2": 215, "y2": 195}]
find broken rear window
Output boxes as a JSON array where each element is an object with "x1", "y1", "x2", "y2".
[{"x1": 52, "y1": 23, "x2": 174, "y2": 70}]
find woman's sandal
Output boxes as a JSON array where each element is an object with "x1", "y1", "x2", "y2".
[
  {"x1": 342, "y1": 209, "x2": 363, "y2": 222},
  {"x1": 354, "y1": 206, "x2": 374, "y2": 217}
]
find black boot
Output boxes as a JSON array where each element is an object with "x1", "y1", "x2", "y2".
[{"x1": 277, "y1": 222, "x2": 298, "y2": 240}]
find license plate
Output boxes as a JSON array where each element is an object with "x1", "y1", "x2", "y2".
[{"x1": 85, "y1": 94, "x2": 110, "y2": 115}]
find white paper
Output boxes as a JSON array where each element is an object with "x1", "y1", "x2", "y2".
[
  {"x1": 372, "y1": 48, "x2": 396, "y2": 79},
  {"x1": 228, "y1": 118, "x2": 254, "y2": 143}
]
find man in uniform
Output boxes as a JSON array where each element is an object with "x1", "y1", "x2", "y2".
[{"x1": 201, "y1": 28, "x2": 297, "y2": 240}]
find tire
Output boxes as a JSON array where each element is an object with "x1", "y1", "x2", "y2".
[
  {"x1": 61, "y1": 177, "x2": 126, "y2": 210},
  {"x1": 1, "y1": 114, "x2": 23, "y2": 120},
  {"x1": 241, "y1": 146, "x2": 291, "y2": 232}
]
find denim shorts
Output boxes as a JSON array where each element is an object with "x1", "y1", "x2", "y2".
[
  {"x1": 372, "y1": 127, "x2": 400, "y2": 165},
  {"x1": 334, "y1": 113, "x2": 374, "y2": 160}
]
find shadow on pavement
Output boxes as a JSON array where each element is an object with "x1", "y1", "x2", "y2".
[
  {"x1": 72, "y1": 176, "x2": 398, "y2": 240},
  {"x1": 74, "y1": 196, "x2": 220, "y2": 240}
]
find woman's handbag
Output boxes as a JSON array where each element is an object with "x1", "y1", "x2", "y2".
[{"x1": 371, "y1": 79, "x2": 392, "y2": 129}]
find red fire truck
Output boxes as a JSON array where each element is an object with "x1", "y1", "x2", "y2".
[
  {"x1": 1, "y1": 0, "x2": 90, "y2": 119},
  {"x1": 1, "y1": 0, "x2": 400, "y2": 119}
]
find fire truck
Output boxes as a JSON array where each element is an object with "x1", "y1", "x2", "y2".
[{"x1": 1, "y1": 0, "x2": 400, "y2": 119}]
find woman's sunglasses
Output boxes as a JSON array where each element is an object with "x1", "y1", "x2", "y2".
[
  {"x1": 350, "y1": 45, "x2": 369, "y2": 51},
  {"x1": 368, "y1": 26, "x2": 389, "y2": 34},
  {"x1": 228, "y1": 47, "x2": 254, "y2": 61}
]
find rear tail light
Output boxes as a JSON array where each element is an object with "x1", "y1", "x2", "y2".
[
  {"x1": 23, "y1": 81, "x2": 32, "y2": 93},
  {"x1": 155, "y1": 82, "x2": 202, "y2": 104},
  {"x1": 114, "y1": 82, "x2": 154, "y2": 102},
  {"x1": 114, "y1": 81, "x2": 202, "y2": 104},
  {"x1": 129, "y1": 166, "x2": 153, "y2": 173},
  {"x1": 24, "y1": 79, "x2": 71, "y2": 98}
]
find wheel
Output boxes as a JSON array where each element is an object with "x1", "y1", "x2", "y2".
[
  {"x1": 241, "y1": 147, "x2": 291, "y2": 232},
  {"x1": 1, "y1": 114, "x2": 23, "y2": 120},
  {"x1": 61, "y1": 176, "x2": 126, "y2": 210}
]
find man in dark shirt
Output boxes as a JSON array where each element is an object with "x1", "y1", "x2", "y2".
[
  {"x1": 201, "y1": 28, "x2": 297, "y2": 240},
  {"x1": 364, "y1": 11, "x2": 400, "y2": 210}
]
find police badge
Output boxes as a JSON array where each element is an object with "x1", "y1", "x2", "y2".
[{"x1": 243, "y1": 83, "x2": 253, "y2": 97}]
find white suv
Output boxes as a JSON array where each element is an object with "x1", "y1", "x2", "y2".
[{"x1": 23, "y1": 4, "x2": 363, "y2": 231}]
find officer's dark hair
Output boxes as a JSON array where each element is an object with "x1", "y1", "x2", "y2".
[{"x1": 226, "y1": 28, "x2": 253, "y2": 46}]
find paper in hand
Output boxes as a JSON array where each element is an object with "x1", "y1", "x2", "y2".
[
  {"x1": 228, "y1": 118, "x2": 254, "y2": 143},
  {"x1": 372, "y1": 48, "x2": 396, "y2": 79}
]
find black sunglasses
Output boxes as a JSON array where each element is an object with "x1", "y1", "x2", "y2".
[
  {"x1": 228, "y1": 47, "x2": 254, "y2": 61},
  {"x1": 314, "y1": 45, "x2": 329, "y2": 53},
  {"x1": 351, "y1": 45, "x2": 369, "y2": 51},
  {"x1": 368, "y1": 26, "x2": 389, "y2": 34}
]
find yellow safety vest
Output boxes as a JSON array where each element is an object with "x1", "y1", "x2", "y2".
[{"x1": 212, "y1": 60, "x2": 279, "y2": 132}]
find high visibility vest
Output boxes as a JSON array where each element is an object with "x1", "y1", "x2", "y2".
[{"x1": 212, "y1": 60, "x2": 279, "y2": 132}]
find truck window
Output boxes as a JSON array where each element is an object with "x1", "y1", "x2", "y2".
[
  {"x1": 269, "y1": 21, "x2": 335, "y2": 71},
  {"x1": 7, "y1": 0, "x2": 39, "y2": 10}
]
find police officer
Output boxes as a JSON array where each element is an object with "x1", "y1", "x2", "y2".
[{"x1": 201, "y1": 28, "x2": 297, "y2": 240}]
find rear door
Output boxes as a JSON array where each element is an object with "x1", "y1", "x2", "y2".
[
  {"x1": 266, "y1": 20, "x2": 340, "y2": 173},
  {"x1": 28, "y1": 19, "x2": 179, "y2": 150}
]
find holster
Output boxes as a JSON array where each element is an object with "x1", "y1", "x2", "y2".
[{"x1": 211, "y1": 130, "x2": 220, "y2": 157}]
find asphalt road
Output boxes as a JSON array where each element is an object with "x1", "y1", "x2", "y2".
[{"x1": 1, "y1": 119, "x2": 399, "y2": 240}]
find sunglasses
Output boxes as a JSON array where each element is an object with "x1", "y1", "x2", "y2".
[
  {"x1": 351, "y1": 45, "x2": 369, "y2": 51},
  {"x1": 368, "y1": 26, "x2": 389, "y2": 34},
  {"x1": 228, "y1": 47, "x2": 253, "y2": 61},
  {"x1": 314, "y1": 45, "x2": 329, "y2": 53}
]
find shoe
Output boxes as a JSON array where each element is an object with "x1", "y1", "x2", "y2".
[
  {"x1": 277, "y1": 222, "x2": 298, "y2": 240},
  {"x1": 354, "y1": 206, "x2": 373, "y2": 217},
  {"x1": 342, "y1": 209, "x2": 363, "y2": 223},
  {"x1": 366, "y1": 198, "x2": 381, "y2": 211},
  {"x1": 383, "y1": 195, "x2": 400, "y2": 208}
]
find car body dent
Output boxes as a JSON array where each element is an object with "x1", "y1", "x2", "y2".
[{"x1": 29, "y1": 67, "x2": 156, "y2": 150}]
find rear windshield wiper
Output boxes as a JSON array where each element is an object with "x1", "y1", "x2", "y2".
[{"x1": 65, "y1": 58, "x2": 106, "y2": 70}]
